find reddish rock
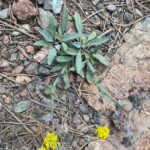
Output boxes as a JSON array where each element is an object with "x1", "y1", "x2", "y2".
[
  {"x1": 81, "y1": 83, "x2": 115, "y2": 111},
  {"x1": 12, "y1": 0, "x2": 37, "y2": 21},
  {"x1": 102, "y1": 18, "x2": 150, "y2": 99}
]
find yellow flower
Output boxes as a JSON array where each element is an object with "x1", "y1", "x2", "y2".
[
  {"x1": 95, "y1": 125, "x2": 110, "y2": 140},
  {"x1": 38, "y1": 146, "x2": 47, "y2": 150},
  {"x1": 43, "y1": 132, "x2": 60, "y2": 150}
]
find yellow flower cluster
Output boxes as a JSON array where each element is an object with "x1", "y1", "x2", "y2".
[
  {"x1": 39, "y1": 132, "x2": 60, "y2": 150},
  {"x1": 95, "y1": 125, "x2": 110, "y2": 140}
]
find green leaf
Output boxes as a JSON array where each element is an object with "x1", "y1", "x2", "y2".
[
  {"x1": 70, "y1": 66, "x2": 76, "y2": 71},
  {"x1": 56, "y1": 56, "x2": 72, "y2": 62},
  {"x1": 92, "y1": 53, "x2": 109, "y2": 66},
  {"x1": 75, "y1": 50, "x2": 83, "y2": 74},
  {"x1": 65, "y1": 47, "x2": 78, "y2": 56},
  {"x1": 63, "y1": 72, "x2": 70, "y2": 89},
  {"x1": 36, "y1": 28, "x2": 53, "y2": 42},
  {"x1": 74, "y1": 12, "x2": 82, "y2": 34},
  {"x1": 34, "y1": 40, "x2": 49, "y2": 46},
  {"x1": 86, "y1": 60, "x2": 95, "y2": 73},
  {"x1": 62, "y1": 33, "x2": 81, "y2": 41},
  {"x1": 47, "y1": 48, "x2": 57, "y2": 65},
  {"x1": 48, "y1": 14, "x2": 57, "y2": 38},
  {"x1": 87, "y1": 32, "x2": 96, "y2": 42},
  {"x1": 86, "y1": 69, "x2": 95, "y2": 83},
  {"x1": 62, "y1": 42, "x2": 68, "y2": 51},
  {"x1": 61, "y1": 4, "x2": 68, "y2": 34},
  {"x1": 86, "y1": 36, "x2": 109, "y2": 47},
  {"x1": 50, "y1": 64, "x2": 63, "y2": 72}
]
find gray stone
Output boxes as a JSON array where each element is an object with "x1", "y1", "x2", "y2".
[
  {"x1": 0, "y1": 87, "x2": 6, "y2": 94},
  {"x1": 93, "y1": 112, "x2": 101, "y2": 124},
  {"x1": 24, "y1": 61, "x2": 30, "y2": 66},
  {"x1": 62, "y1": 133, "x2": 74, "y2": 144},
  {"x1": 43, "y1": 0, "x2": 52, "y2": 10},
  {"x1": 73, "y1": 114, "x2": 81, "y2": 124},
  {"x1": 0, "y1": 9, "x2": 9, "y2": 18},
  {"x1": 79, "y1": 104, "x2": 89, "y2": 114},
  {"x1": 124, "y1": 12, "x2": 134, "y2": 23},
  {"x1": 13, "y1": 94, "x2": 22, "y2": 102},
  {"x1": 83, "y1": 115, "x2": 90, "y2": 122},
  {"x1": 10, "y1": 53, "x2": 17, "y2": 61},
  {"x1": 41, "y1": 113, "x2": 53, "y2": 125},
  {"x1": 11, "y1": 31, "x2": 21, "y2": 36},
  {"x1": 38, "y1": 8, "x2": 53, "y2": 29},
  {"x1": 106, "y1": 4, "x2": 116, "y2": 13},
  {"x1": 39, "y1": 65, "x2": 50, "y2": 76},
  {"x1": 15, "y1": 100, "x2": 31, "y2": 113},
  {"x1": 62, "y1": 92, "x2": 76, "y2": 101},
  {"x1": 26, "y1": 63, "x2": 38, "y2": 75}
]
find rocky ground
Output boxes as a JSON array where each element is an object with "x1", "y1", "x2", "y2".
[{"x1": 0, "y1": 0, "x2": 150, "y2": 150}]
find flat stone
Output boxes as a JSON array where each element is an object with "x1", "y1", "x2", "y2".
[
  {"x1": 0, "y1": 9, "x2": 9, "y2": 18},
  {"x1": 15, "y1": 100, "x2": 31, "y2": 113},
  {"x1": 10, "y1": 53, "x2": 18, "y2": 61},
  {"x1": 0, "y1": 87, "x2": 6, "y2": 94},
  {"x1": 79, "y1": 104, "x2": 89, "y2": 114},
  {"x1": 39, "y1": 65, "x2": 50, "y2": 76},
  {"x1": 38, "y1": 8, "x2": 54, "y2": 29},
  {"x1": 43, "y1": 0, "x2": 52, "y2": 10},
  {"x1": 123, "y1": 12, "x2": 134, "y2": 23},
  {"x1": 26, "y1": 63, "x2": 38, "y2": 75},
  {"x1": 107, "y1": 4, "x2": 116, "y2": 13}
]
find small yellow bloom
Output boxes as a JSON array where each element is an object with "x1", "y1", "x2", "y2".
[
  {"x1": 38, "y1": 132, "x2": 60, "y2": 150},
  {"x1": 38, "y1": 146, "x2": 47, "y2": 150},
  {"x1": 95, "y1": 125, "x2": 110, "y2": 140}
]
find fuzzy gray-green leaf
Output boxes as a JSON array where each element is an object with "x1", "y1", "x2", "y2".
[
  {"x1": 63, "y1": 72, "x2": 70, "y2": 89},
  {"x1": 62, "y1": 33, "x2": 81, "y2": 41},
  {"x1": 49, "y1": 14, "x2": 57, "y2": 37},
  {"x1": 92, "y1": 53, "x2": 109, "y2": 66},
  {"x1": 47, "y1": 48, "x2": 57, "y2": 65},
  {"x1": 34, "y1": 40, "x2": 49, "y2": 46},
  {"x1": 76, "y1": 50, "x2": 83, "y2": 74},
  {"x1": 74, "y1": 12, "x2": 82, "y2": 34},
  {"x1": 87, "y1": 32, "x2": 96, "y2": 42},
  {"x1": 37, "y1": 28, "x2": 53, "y2": 42},
  {"x1": 86, "y1": 69, "x2": 95, "y2": 84},
  {"x1": 56, "y1": 56, "x2": 72, "y2": 62},
  {"x1": 65, "y1": 47, "x2": 78, "y2": 56},
  {"x1": 50, "y1": 64, "x2": 63, "y2": 72},
  {"x1": 61, "y1": 4, "x2": 68, "y2": 34},
  {"x1": 86, "y1": 36, "x2": 109, "y2": 47},
  {"x1": 86, "y1": 60, "x2": 95, "y2": 73}
]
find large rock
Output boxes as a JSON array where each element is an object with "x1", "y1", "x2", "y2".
[
  {"x1": 85, "y1": 141, "x2": 117, "y2": 150},
  {"x1": 102, "y1": 17, "x2": 150, "y2": 100},
  {"x1": 12, "y1": 0, "x2": 37, "y2": 21}
]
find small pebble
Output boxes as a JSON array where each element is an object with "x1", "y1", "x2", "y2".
[
  {"x1": 124, "y1": 12, "x2": 134, "y2": 23},
  {"x1": 107, "y1": 4, "x2": 116, "y2": 13},
  {"x1": 26, "y1": 45, "x2": 35, "y2": 54},
  {"x1": 83, "y1": 115, "x2": 90, "y2": 122}
]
